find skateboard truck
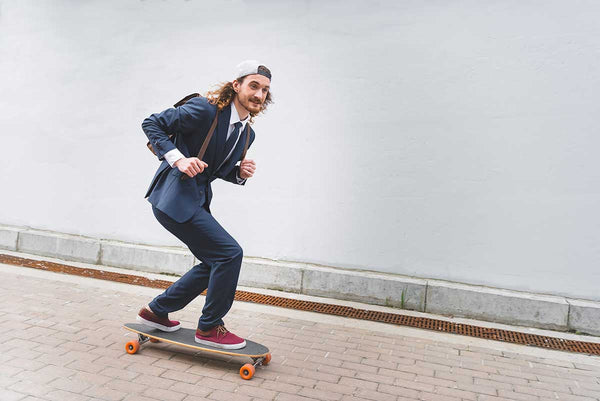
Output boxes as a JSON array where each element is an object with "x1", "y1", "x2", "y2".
[
  {"x1": 137, "y1": 333, "x2": 150, "y2": 344},
  {"x1": 240, "y1": 354, "x2": 271, "y2": 380}
]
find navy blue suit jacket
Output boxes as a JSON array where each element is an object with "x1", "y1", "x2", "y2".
[{"x1": 142, "y1": 97, "x2": 255, "y2": 223}]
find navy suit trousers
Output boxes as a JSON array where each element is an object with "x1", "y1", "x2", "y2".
[{"x1": 149, "y1": 205, "x2": 243, "y2": 331}]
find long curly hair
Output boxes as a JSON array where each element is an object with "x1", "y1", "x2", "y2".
[{"x1": 205, "y1": 75, "x2": 273, "y2": 123}]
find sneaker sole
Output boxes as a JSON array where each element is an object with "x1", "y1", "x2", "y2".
[
  {"x1": 136, "y1": 315, "x2": 181, "y2": 332},
  {"x1": 194, "y1": 337, "x2": 247, "y2": 350}
]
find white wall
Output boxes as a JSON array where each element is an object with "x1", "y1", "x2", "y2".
[{"x1": 1, "y1": 1, "x2": 599, "y2": 300}]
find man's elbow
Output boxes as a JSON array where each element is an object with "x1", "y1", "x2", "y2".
[{"x1": 141, "y1": 115, "x2": 156, "y2": 134}]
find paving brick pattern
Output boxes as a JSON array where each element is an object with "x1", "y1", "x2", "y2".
[{"x1": 1, "y1": 268, "x2": 600, "y2": 401}]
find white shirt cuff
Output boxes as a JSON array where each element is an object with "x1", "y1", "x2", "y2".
[{"x1": 164, "y1": 148, "x2": 185, "y2": 167}]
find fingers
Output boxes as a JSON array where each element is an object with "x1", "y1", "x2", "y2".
[
  {"x1": 194, "y1": 159, "x2": 208, "y2": 175},
  {"x1": 239, "y1": 159, "x2": 256, "y2": 179},
  {"x1": 187, "y1": 160, "x2": 199, "y2": 177},
  {"x1": 178, "y1": 160, "x2": 194, "y2": 177},
  {"x1": 241, "y1": 165, "x2": 256, "y2": 175},
  {"x1": 240, "y1": 166, "x2": 255, "y2": 179},
  {"x1": 241, "y1": 159, "x2": 256, "y2": 167},
  {"x1": 183, "y1": 158, "x2": 208, "y2": 177}
]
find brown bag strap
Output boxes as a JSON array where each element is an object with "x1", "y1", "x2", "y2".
[
  {"x1": 181, "y1": 110, "x2": 219, "y2": 181},
  {"x1": 197, "y1": 111, "x2": 219, "y2": 160},
  {"x1": 174, "y1": 93, "x2": 200, "y2": 108},
  {"x1": 174, "y1": 93, "x2": 219, "y2": 161}
]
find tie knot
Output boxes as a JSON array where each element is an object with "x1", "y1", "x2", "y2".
[{"x1": 234, "y1": 122, "x2": 242, "y2": 130}]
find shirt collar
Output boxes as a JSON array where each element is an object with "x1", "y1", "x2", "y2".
[{"x1": 230, "y1": 102, "x2": 250, "y2": 127}]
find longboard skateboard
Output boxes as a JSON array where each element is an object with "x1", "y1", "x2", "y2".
[{"x1": 123, "y1": 323, "x2": 270, "y2": 380}]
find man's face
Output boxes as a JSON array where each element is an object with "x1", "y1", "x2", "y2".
[{"x1": 234, "y1": 74, "x2": 270, "y2": 113}]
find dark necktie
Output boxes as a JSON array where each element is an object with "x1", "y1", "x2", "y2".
[
  {"x1": 217, "y1": 123, "x2": 248, "y2": 175},
  {"x1": 223, "y1": 122, "x2": 242, "y2": 159}
]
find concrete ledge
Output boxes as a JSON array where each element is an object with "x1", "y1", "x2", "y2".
[
  {"x1": 303, "y1": 266, "x2": 427, "y2": 311},
  {"x1": 426, "y1": 280, "x2": 570, "y2": 330},
  {"x1": 1, "y1": 224, "x2": 599, "y2": 335},
  {"x1": 0, "y1": 225, "x2": 19, "y2": 251},
  {"x1": 567, "y1": 298, "x2": 600, "y2": 336},
  {"x1": 17, "y1": 228, "x2": 100, "y2": 264},
  {"x1": 239, "y1": 259, "x2": 303, "y2": 293},
  {"x1": 100, "y1": 240, "x2": 194, "y2": 276}
]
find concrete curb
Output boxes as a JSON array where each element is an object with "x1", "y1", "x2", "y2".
[
  {"x1": 567, "y1": 298, "x2": 600, "y2": 336},
  {"x1": 1, "y1": 224, "x2": 598, "y2": 335},
  {"x1": 426, "y1": 280, "x2": 570, "y2": 331},
  {"x1": 0, "y1": 226, "x2": 19, "y2": 250},
  {"x1": 101, "y1": 240, "x2": 194, "y2": 276},
  {"x1": 237, "y1": 259, "x2": 304, "y2": 293},
  {"x1": 303, "y1": 266, "x2": 427, "y2": 311},
  {"x1": 18, "y1": 228, "x2": 100, "y2": 264}
]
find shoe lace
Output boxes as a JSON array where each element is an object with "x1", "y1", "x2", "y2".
[{"x1": 216, "y1": 325, "x2": 229, "y2": 338}]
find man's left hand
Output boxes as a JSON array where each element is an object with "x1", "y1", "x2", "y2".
[{"x1": 240, "y1": 159, "x2": 256, "y2": 179}]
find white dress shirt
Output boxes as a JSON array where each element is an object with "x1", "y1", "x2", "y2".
[{"x1": 164, "y1": 102, "x2": 249, "y2": 183}]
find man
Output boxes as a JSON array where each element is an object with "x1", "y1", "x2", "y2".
[{"x1": 137, "y1": 60, "x2": 272, "y2": 349}]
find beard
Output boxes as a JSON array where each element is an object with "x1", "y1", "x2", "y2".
[{"x1": 241, "y1": 96, "x2": 262, "y2": 113}]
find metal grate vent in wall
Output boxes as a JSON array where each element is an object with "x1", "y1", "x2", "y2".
[{"x1": 2, "y1": 253, "x2": 599, "y2": 356}]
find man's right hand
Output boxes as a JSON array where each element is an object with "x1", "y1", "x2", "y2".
[{"x1": 174, "y1": 157, "x2": 208, "y2": 178}]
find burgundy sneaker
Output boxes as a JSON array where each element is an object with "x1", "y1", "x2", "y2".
[
  {"x1": 195, "y1": 325, "x2": 246, "y2": 349},
  {"x1": 136, "y1": 307, "x2": 181, "y2": 332}
]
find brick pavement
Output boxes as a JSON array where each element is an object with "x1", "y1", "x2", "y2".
[{"x1": 0, "y1": 264, "x2": 599, "y2": 401}]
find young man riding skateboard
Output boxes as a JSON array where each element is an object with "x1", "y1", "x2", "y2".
[{"x1": 137, "y1": 60, "x2": 272, "y2": 349}]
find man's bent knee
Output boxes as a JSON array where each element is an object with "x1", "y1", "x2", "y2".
[
  {"x1": 231, "y1": 244, "x2": 243, "y2": 262},
  {"x1": 222, "y1": 243, "x2": 243, "y2": 266}
]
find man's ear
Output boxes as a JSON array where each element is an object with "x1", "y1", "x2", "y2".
[{"x1": 232, "y1": 79, "x2": 240, "y2": 93}]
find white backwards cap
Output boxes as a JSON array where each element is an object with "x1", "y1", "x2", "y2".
[{"x1": 235, "y1": 60, "x2": 272, "y2": 81}]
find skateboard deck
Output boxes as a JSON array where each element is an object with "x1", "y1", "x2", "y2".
[{"x1": 123, "y1": 323, "x2": 270, "y2": 380}]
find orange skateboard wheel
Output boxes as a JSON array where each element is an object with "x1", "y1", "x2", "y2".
[
  {"x1": 240, "y1": 363, "x2": 255, "y2": 380},
  {"x1": 125, "y1": 340, "x2": 140, "y2": 354},
  {"x1": 263, "y1": 353, "x2": 271, "y2": 365}
]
